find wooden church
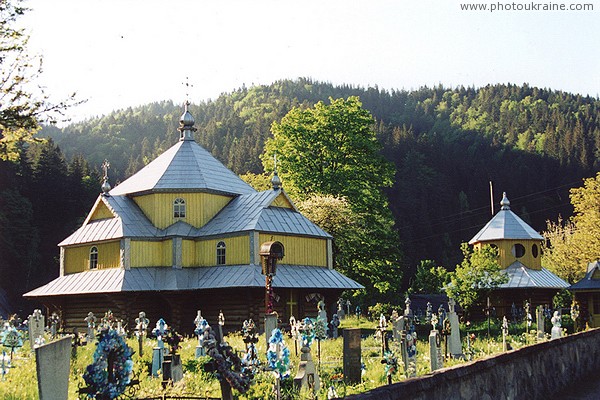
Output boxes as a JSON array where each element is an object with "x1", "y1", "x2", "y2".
[
  {"x1": 24, "y1": 104, "x2": 362, "y2": 334},
  {"x1": 468, "y1": 192, "x2": 568, "y2": 316}
]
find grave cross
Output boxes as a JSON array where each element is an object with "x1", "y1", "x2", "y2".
[
  {"x1": 379, "y1": 314, "x2": 388, "y2": 356},
  {"x1": 289, "y1": 316, "x2": 298, "y2": 356},
  {"x1": 135, "y1": 311, "x2": 149, "y2": 357},
  {"x1": 49, "y1": 312, "x2": 60, "y2": 338},
  {"x1": 218, "y1": 311, "x2": 225, "y2": 344},
  {"x1": 346, "y1": 299, "x2": 351, "y2": 316},
  {"x1": 286, "y1": 297, "x2": 297, "y2": 318},
  {"x1": 502, "y1": 316, "x2": 509, "y2": 351},
  {"x1": 194, "y1": 311, "x2": 208, "y2": 357},
  {"x1": 84, "y1": 312, "x2": 97, "y2": 343}
]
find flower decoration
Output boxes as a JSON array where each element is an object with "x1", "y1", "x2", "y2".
[
  {"x1": 298, "y1": 318, "x2": 316, "y2": 348},
  {"x1": 381, "y1": 350, "x2": 398, "y2": 377},
  {"x1": 267, "y1": 328, "x2": 291, "y2": 379},
  {"x1": 82, "y1": 329, "x2": 134, "y2": 399},
  {"x1": 163, "y1": 330, "x2": 183, "y2": 354},
  {"x1": 314, "y1": 316, "x2": 327, "y2": 341}
]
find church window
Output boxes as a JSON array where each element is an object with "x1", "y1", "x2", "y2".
[
  {"x1": 217, "y1": 241, "x2": 226, "y2": 265},
  {"x1": 511, "y1": 243, "x2": 525, "y2": 258},
  {"x1": 532, "y1": 244, "x2": 539, "y2": 258},
  {"x1": 174, "y1": 198, "x2": 186, "y2": 219},
  {"x1": 89, "y1": 246, "x2": 98, "y2": 269}
]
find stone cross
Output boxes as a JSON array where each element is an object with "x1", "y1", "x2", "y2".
[
  {"x1": 551, "y1": 311, "x2": 562, "y2": 340},
  {"x1": 426, "y1": 302, "x2": 433, "y2": 323},
  {"x1": 404, "y1": 297, "x2": 413, "y2": 318},
  {"x1": 346, "y1": 299, "x2": 351, "y2": 316},
  {"x1": 330, "y1": 314, "x2": 340, "y2": 339},
  {"x1": 317, "y1": 300, "x2": 327, "y2": 323},
  {"x1": 194, "y1": 310, "x2": 207, "y2": 357},
  {"x1": 337, "y1": 298, "x2": 345, "y2": 319},
  {"x1": 84, "y1": 312, "x2": 96, "y2": 343},
  {"x1": 151, "y1": 318, "x2": 168, "y2": 377},
  {"x1": 135, "y1": 311, "x2": 149, "y2": 357},
  {"x1": 446, "y1": 298, "x2": 463, "y2": 358},
  {"x1": 28, "y1": 309, "x2": 45, "y2": 349},
  {"x1": 218, "y1": 311, "x2": 225, "y2": 345},
  {"x1": 536, "y1": 305, "x2": 545, "y2": 341},
  {"x1": 49, "y1": 312, "x2": 60, "y2": 338},
  {"x1": 502, "y1": 316, "x2": 509, "y2": 351},
  {"x1": 437, "y1": 303, "x2": 446, "y2": 323}
]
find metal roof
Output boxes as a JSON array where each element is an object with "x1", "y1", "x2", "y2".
[
  {"x1": 198, "y1": 189, "x2": 331, "y2": 238},
  {"x1": 569, "y1": 261, "x2": 600, "y2": 291},
  {"x1": 59, "y1": 195, "x2": 159, "y2": 246},
  {"x1": 469, "y1": 193, "x2": 543, "y2": 244},
  {"x1": 499, "y1": 261, "x2": 569, "y2": 289},
  {"x1": 109, "y1": 140, "x2": 255, "y2": 196},
  {"x1": 60, "y1": 188, "x2": 330, "y2": 246},
  {"x1": 23, "y1": 265, "x2": 363, "y2": 297}
]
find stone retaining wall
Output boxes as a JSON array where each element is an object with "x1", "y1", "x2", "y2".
[{"x1": 343, "y1": 328, "x2": 600, "y2": 400}]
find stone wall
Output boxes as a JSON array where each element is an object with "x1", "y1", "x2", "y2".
[{"x1": 343, "y1": 328, "x2": 600, "y2": 400}]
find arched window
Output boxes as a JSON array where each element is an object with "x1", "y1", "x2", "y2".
[
  {"x1": 89, "y1": 246, "x2": 98, "y2": 269},
  {"x1": 217, "y1": 241, "x2": 226, "y2": 265},
  {"x1": 174, "y1": 198, "x2": 186, "y2": 219}
]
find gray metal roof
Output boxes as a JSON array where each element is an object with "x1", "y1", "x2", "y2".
[
  {"x1": 59, "y1": 195, "x2": 159, "y2": 246},
  {"x1": 60, "y1": 188, "x2": 330, "y2": 246},
  {"x1": 109, "y1": 140, "x2": 255, "y2": 196},
  {"x1": 499, "y1": 261, "x2": 569, "y2": 289},
  {"x1": 23, "y1": 265, "x2": 363, "y2": 297},
  {"x1": 569, "y1": 261, "x2": 600, "y2": 291},
  {"x1": 198, "y1": 189, "x2": 332, "y2": 238},
  {"x1": 469, "y1": 193, "x2": 543, "y2": 244}
]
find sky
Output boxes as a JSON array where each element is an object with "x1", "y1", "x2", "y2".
[{"x1": 20, "y1": 0, "x2": 600, "y2": 123}]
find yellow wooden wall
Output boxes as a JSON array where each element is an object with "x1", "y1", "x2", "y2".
[
  {"x1": 89, "y1": 201, "x2": 114, "y2": 221},
  {"x1": 130, "y1": 240, "x2": 172, "y2": 267},
  {"x1": 133, "y1": 193, "x2": 232, "y2": 229},
  {"x1": 271, "y1": 193, "x2": 294, "y2": 209},
  {"x1": 259, "y1": 234, "x2": 327, "y2": 267},
  {"x1": 474, "y1": 239, "x2": 542, "y2": 269},
  {"x1": 196, "y1": 236, "x2": 249, "y2": 266},
  {"x1": 182, "y1": 239, "x2": 197, "y2": 267},
  {"x1": 63, "y1": 241, "x2": 121, "y2": 274}
]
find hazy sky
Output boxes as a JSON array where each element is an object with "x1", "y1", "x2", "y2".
[{"x1": 21, "y1": 0, "x2": 600, "y2": 122}]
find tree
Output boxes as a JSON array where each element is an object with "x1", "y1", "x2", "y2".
[
  {"x1": 0, "y1": 0, "x2": 79, "y2": 161},
  {"x1": 262, "y1": 96, "x2": 395, "y2": 211},
  {"x1": 543, "y1": 172, "x2": 600, "y2": 282},
  {"x1": 445, "y1": 244, "x2": 507, "y2": 315},
  {"x1": 409, "y1": 260, "x2": 448, "y2": 294},
  {"x1": 263, "y1": 97, "x2": 403, "y2": 301}
]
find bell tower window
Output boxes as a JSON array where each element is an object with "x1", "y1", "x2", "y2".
[
  {"x1": 89, "y1": 246, "x2": 98, "y2": 270},
  {"x1": 174, "y1": 198, "x2": 186, "y2": 219},
  {"x1": 512, "y1": 243, "x2": 525, "y2": 258},
  {"x1": 217, "y1": 241, "x2": 226, "y2": 265}
]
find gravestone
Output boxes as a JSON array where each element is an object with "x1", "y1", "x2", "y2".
[
  {"x1": 162, "y1": 353, "x2": 183, "y2": 384},
  {"x1": 294, "y1": 342, "x2": 320, "y2": 394},
  {"x1": 551, "y1": 311, "x2": 562, "y2": 340},
  {"x1": 28, "y1": 309, "x2": 45, "y2": 349},
  {"x1": 135, "y1": 311, "x2": 149, "y2": 357},
  {"x1": 35, "y1": 336, "x2": 72, "y2": 400},
  {"x1": 343, "y1": 328, "x2": 361, "y2": 384},
  {"x1": 330, "y1": 314, "x2": 340, "y2": 339},
  {"x1": 426, "y1": 302, "x2": 433, "y2": 323},
  {"x1": 536, "y1": 306, "x2": 545, "y2": 341},
  {"x1": 49, "y1": 312, "x2": 60, "y2": 338},
  {"x1": 264, "y1": 312, "x2": 278, "y2": 347},
  {"x1": 429, "y1": 314, "x2": 443, "y2": 371},
  {"x1": 502, "y1": 316, "x2": 509, "y2": 351},
  {"x1": 337, "y1": 298, "x2": 345, "y2": 319},
  {"x1": 194, "y1": 310, "x2": 207, "y2": 357},
  {"x1": 84, "y1": 312, "x2": 96, "y2": 343},
  {"x1": 151, "y1": 318, "x2": 168, "y2": 377},
  {"x1": 317, "y1": 299, "x2": 327, "y2": 324},
  {"x1": 447, "y1": 298, "x2": 463, "y2": 358},
  {"x1": 391, "y1": 310, "x2": 403, "y2": 342}
]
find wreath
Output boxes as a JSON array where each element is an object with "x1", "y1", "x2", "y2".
[{"x1": 82, "y1": 329, "x2": 134, "y2": 399}]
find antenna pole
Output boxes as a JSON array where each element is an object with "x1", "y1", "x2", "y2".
[{"x1": 489, "y1": 181, "x2": 494, "y2": 215}]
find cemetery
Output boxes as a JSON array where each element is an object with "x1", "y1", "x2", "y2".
[{"x1": 0, "y1": 296, "x2": 595, "y2": 399}]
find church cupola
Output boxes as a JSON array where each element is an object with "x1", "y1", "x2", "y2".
[{"x1": 178, "y1": 102, "x2": 197, "y2": 141}]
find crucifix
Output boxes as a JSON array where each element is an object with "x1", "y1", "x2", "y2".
[
  {"x1": 182, "y1": 77, "x2": 194, "y2": 103},
  {"x1": 286, "y1": 290, "x2": 297, "y2": 317}
]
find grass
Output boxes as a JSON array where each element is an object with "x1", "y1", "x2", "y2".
[{"x1": 0, "y1": 316, "x2": 575, "y2": 399}]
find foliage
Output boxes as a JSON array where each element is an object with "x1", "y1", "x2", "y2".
[
  {"x1": 543, "y1": 172, "x2": 600, "y2": 283},
  {"x1": 409, "y1": 260, "x2": 449, "y2": 294},
  {"x1": 263, "y1": 97, "x2": 402, "y2": 301},
  {"x1": 0, "y1": 0, "x2": 80, "y2": 161},
  {"x1": 445, "y1": 244, "x2": 508, "y2": 315}
]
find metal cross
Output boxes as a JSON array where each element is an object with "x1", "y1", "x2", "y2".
[
  {"x1": 182, "y1": 77, "x2": 194, "y2": 103},
  {"x1": 101, "y1": 159, "x2": 110, "y2": 181}
]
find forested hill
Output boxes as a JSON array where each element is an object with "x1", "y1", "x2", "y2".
[{"x1": 40, "y1": 78, "x2": 600, "y2": 280}]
